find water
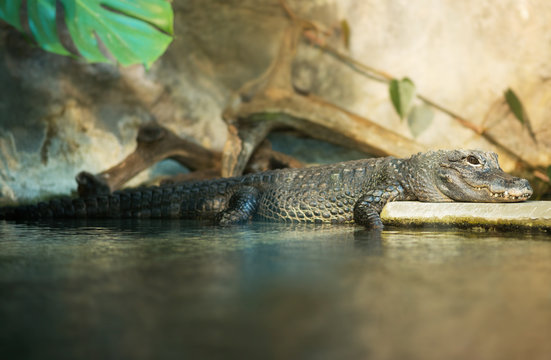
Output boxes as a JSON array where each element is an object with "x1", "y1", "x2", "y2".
[{"x1": 1, "y1": 220, "x2": 550, "y2": 360}]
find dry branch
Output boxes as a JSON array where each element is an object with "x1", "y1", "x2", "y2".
[{"x1": 221, "y1": 24, "x2": 425, "y2": 177}]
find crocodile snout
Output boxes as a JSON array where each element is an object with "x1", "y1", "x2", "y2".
[{"x1": 489, "y1": 177, "x2": 533, "y2": 200}]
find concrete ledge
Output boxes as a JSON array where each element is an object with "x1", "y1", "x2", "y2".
[{"x1": 380, "y1": 201, "x2": 551, "y2": 231}]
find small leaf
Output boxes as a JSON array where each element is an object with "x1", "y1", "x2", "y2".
[
  {"x1": 504, "y1": 88, "x2": 537, "y2": 143},
  {"x1": 407, "y1": 104, "x2": 434, "y2": 138},
  {"x1": 340, "y1": 19, "x2": 350, "y2": 49},
  {"x1": 504, "y1": 88, "x2": 526, "y2": 124},
  {"x1": 389, "y1": 77, "x2": 416, "y2": 120}
]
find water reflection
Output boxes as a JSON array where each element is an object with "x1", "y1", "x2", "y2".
[{"x1": 1, "y1": 220, "x2": 550, "y2": 359}]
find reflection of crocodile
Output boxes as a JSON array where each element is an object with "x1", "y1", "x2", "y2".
[{"x1": 0, "y1": 150, "x2": 533, "y2": 229}]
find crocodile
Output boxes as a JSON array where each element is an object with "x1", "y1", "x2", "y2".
[{"x1": 0, "y1": 149, "x2": 533, "y2": 229}]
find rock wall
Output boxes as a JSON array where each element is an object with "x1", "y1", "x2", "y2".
[{"x1": 1, "y1": 0, "x2": 550, "y2": 203}]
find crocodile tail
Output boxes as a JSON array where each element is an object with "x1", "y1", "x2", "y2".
[
  {"x1": 0, "y1": 197, "x2": 99, "y2": 220},
  {"x1": 0, "y1": 187, "x2": 185, "y2": 220}
]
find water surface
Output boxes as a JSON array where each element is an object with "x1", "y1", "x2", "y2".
[{"x1": 1, "y1": 220, "x2": 550, "y2": 359}]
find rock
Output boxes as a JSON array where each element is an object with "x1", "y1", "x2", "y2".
[{"x1": 381, "y1": 201, "x2": 551, "y2": 230}]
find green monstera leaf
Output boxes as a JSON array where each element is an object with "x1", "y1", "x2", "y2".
[
  {"x1": 0, "y1": 1, "x2": 23, "y2": 30},
  {"x1": 0, "y1": 0, "x2": 173, "y2": 67}
]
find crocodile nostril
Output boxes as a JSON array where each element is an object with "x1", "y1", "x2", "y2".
[
  {"x1": 508, "y1": 179, "x2": 533, "y2": 198},
  {"x1": 522, "y1": 179, "x2": 533, "y2": 194}
]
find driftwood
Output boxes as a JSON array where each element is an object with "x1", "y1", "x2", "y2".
[
  {"x1": 76, "y1": 123, "x2": 219, "y2": 197},
  {"x1": 221, "y1": 24, "x2": 425, "y2": 177},
  {"x1": 76, "y1": 123, "x2": 302, "y2": 197}
]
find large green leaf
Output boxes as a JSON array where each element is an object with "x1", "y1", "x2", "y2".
[
  {"x1": 0, "y1": 0, "x2": 23, "y2": 30},
  {"x1": 0, "y1": 0, "x2": 173, "y2": 67}
]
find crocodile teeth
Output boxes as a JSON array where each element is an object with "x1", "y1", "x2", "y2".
[{"x1": 489, "y1": 192, "x2": 527, "y2": 200}]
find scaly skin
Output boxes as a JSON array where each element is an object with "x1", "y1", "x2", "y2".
[{"x1": 0, "y1": 150, "x2": 533, "y2": 229}]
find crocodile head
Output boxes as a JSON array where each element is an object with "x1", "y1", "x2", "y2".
[{"x1": 410, "y1": 150, "x2": 533, "y2": 202}]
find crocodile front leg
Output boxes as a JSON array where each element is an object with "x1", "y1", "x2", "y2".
[
  {"x1": 216, "y1": 186, "x2": 261, "y2": 225},
  {"x1": 353, "y1": 183, "x2": 405, "y2": 230}
]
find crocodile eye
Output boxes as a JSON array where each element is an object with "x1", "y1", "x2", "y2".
[{"x1": 466, "y1": 155, "x2": 481, "y2": 165}]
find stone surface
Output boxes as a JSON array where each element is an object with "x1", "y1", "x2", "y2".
[{"x1": 381, "y1": 201, "x2": 551, "y2": 230}]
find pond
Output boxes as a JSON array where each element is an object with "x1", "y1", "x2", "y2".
[{"x1": 1, "y1": 220, "x2": 550, "y2": 360}]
